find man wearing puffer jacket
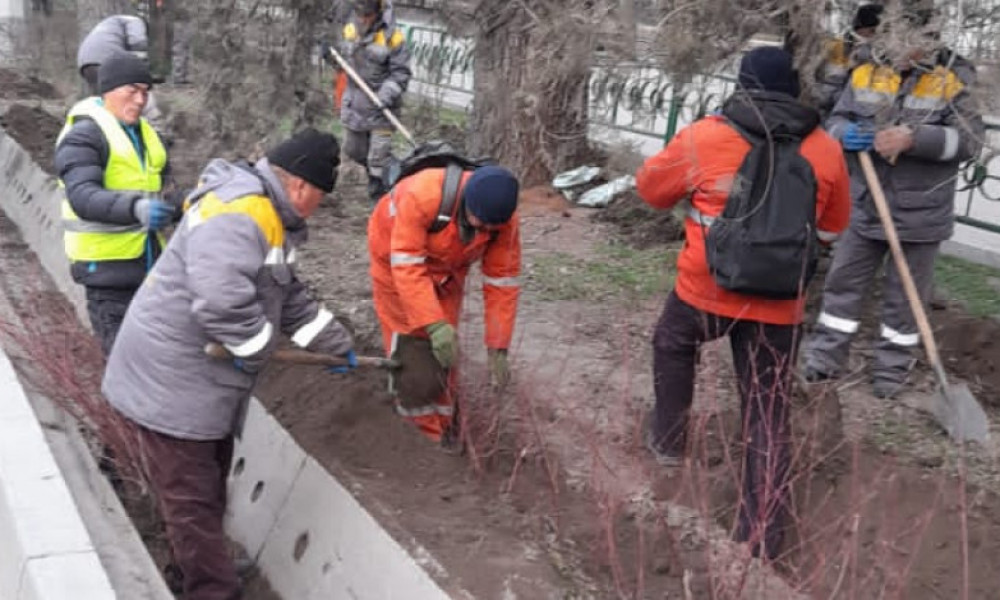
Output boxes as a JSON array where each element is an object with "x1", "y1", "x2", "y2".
[
  {"x1": 103, "y1": 129, "x2": 355, "y2": 600},
  {"x1": 339, "y1": 0, "x2": 411, "y2": 201}
]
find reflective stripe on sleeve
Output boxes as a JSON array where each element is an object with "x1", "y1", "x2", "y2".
[
  {"x1": 291, "y1": 308, "x2": 334, "y2": 348},
  {"x1": 687, "y1": 206, "x2": 715, "y2": 228},
  {"x1": 224, "y1": 320, "x2": 273, "y2": 357},
  {"x1": 939, "y1": 127, "x2": 960, "y2": 161},
  {"x1": 390, "y1": 252, "x2": 426, "y2": 266},
  {"x1": 818, "y1": 230, "x2": 841, "y2": 243},
  {"x1": 484, "y1": 276, "x2": 521, "y2": 287},
  {"x1": 818, "y1": 311, "x2": 860, "y2": 334},
  {"x1": 881, "y1": 324, "x2": 920, "y2": 347},
  {"x1": 264, "y1": 246, "x2": 285, "y2": 265},
  {"x1": 394, "y1": 402, "x2": 454, "y2": 418}
]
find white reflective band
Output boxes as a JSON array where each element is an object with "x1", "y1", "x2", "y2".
[
  {"x1": 291, "y1": 308, "x2": 334, "y2": 348},
  {"x1": 264, "y1": 246, "x2": 285, "y2": 265},
  {"x1": 818, "y1": 230, "x2": 841, "y2": 243},
  {"x1": 484, "y1": 276, "x2": 521, "y2": 287},
  {"x1": 187, "y1": 209, "x2": 203, "y2": 229},
  {"x1": 881, "y1": 324, "x2": 920, "y2": 347},
  {"x1": 394, "y1": 402, "x2": 454, "y2": 418},
  {"x1": 903, "y1": 95, "x2": 946, "y2": 111},
  {"x1": 388, "y1": 199, "x2": 397, "y2": 217},
  {"x1": 390, "y1": 252, "x2": 426, "y2": 266},
  {"x1": 687, "y1": 206, "x2": 715, "y2": 228},
  {"x1": 939, "y1": 127, "x2": 960, "y2": 161},
  {"x1": 818, "y1": 311, "x2": 860, "y2": 334},
  {"x1": 286, "y1": 248, "x2": 297, "y2": 264},
  {"x1": 225, "y1": 321, "x2": 273, "y2": 357},
  {"x1": 854, "y1": 88, "x2": 894, "y2": 106}
]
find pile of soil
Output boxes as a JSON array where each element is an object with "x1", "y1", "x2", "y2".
[
  {"x1": 2, "y1": 103, "x2": 62, "y2": 170},
  {"x1": 935, "y1": 311, "x2": 1000, "y2": 405},
  {"x1": 591, "y1": 189, "x2": 685, "y2": 249},
  {"x1": 0, "y1": 67, "x2": 59, "y2": 99}
]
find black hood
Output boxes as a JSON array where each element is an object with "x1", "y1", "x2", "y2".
[{"x1": 721, "y1": 91, "x2": 820, "y2": 140}]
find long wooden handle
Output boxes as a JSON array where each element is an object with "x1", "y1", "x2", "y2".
[
  {"x1": 204, "y1": 343, "x2": 398, "y2": 369},
  {"x1": 857, "y1": 152, "x2": 944, "y2": 374},
  {"x1": 327, "y1": 46, "x2": 416, "y2": 146}
]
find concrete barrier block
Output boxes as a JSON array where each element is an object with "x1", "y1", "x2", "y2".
[
  {"x1": 256, "y1": 457, "x2": 449, "y2": 600},
  {"x1": 226, "y1": 399, "x2": 308, "y2": 560},
  {"x1": 19, "y1": 553, "x2": 116, "y2": 600}
]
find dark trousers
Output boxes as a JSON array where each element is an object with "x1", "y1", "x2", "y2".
[
  {"x1": 651, "y1": 292, "x2": 798, "y2": 559},
  {"x1": 85, "y1": 286, "x2": 136, "y2": 357},
  {"x1": 136, "y1": 424, "x2": 242, "y2": 600}
]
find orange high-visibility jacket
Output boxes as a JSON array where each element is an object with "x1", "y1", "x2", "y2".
[{"x1": 368, "y1": 168, "x2": 521, "y2": 349}]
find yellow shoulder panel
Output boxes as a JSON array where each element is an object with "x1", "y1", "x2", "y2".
[
  {"x1": 851, "y1": 63, "x2": 901, "y2": 95},
  {"x1": 196, "y1": 193, "x2": 284, "y2": 247},
  {"x1": 912, "y1": 67, "x2": 965, "y2": 100},
  {"x1": 343, "y1": 22, "x2": 357, "y2": 41},
  {"x1": 388, "y1": 29, "x2": 405, "y2": 49}
]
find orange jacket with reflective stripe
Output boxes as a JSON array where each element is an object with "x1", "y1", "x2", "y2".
[
  {"x1": 636, "y1": 115, "x2": 851, "y2": 325},
  {"x1": 368, "y1": 168, "x2": 521, "y2": 349}
]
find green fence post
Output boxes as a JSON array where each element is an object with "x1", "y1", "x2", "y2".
[{"x1": 663, "y1": 90, "x2": 682, "y2": 145}]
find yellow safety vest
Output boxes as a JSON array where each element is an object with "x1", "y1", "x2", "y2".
[{"x1": 57, "y1": 98, "x2": 167, "y2": 263}]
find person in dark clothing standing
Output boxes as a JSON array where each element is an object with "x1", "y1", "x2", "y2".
[
  {"x1": 636, "y1": 47, "x2": 851, "y2": 560},
  {"x1": 55, "y1": 52, "x2": 180, "y2": 355}
]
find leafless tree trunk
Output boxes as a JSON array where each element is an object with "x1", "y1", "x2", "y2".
[{"x1": 467, "y1": 0, "x2": 599, "y2": 186}]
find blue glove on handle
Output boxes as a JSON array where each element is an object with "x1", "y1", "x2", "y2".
[
  {"x1": 133, "y1": 198, "x2": 175, "y2": 231},
  {"x1": 842, "y1": 123, "x2": 875, "y2": 152},
  {"x1": 327, "y1": 350, "x2": 358, "y2": 374}
]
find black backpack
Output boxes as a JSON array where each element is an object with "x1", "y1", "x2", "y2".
[
  {"x1": 704, "y1": 124, "x2": 819, "y2": 300},
  {"x1": 384, "y1": 140, "x2": 493, "y2": 233}
]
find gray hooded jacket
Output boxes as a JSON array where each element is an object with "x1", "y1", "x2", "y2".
[
  {"x1": 77, "y1": 15, "x2": 148, "y2": 71},
  {"x1": 103, "y1": 158, "x2": 353, "y2": 440},
  {"x1": 339, "y1": 7, "x2": 412, "y2": 132},
  {"x1": 826, "y1": 51, "x2": 983, "y2": 243}
]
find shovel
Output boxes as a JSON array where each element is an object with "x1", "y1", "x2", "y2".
[
  {"x1": 326, "y1": 45, "x2": 416, "y2": 147},
  {"x1": 203, "y1": 343, "x2": 398, "y2": 370},
  {"x1": 858, "y1": 151, "x2": 990, "y2": 443}
]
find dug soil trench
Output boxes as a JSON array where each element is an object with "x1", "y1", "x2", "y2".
[{"x1": 247, "y1": 173, "x2": 1000, "y2": 597}]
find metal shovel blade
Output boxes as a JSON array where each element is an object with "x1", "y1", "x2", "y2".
[{"x1": 929, "y1": 382, "x2": 991, "y2": 444}]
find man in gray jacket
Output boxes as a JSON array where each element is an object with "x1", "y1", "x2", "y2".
[
  {"x1": 103, "y1": 129, "x2": 355, "y2": 599},
  {"x1": 803, "y1": 7, "x2": 983, "y2": 398},
  {"x1": 339, "y1": 0, "x2": 411, "y2": 201},
  {"x1": 77, "y1": 15, "x2": 166, "y2": 134}
]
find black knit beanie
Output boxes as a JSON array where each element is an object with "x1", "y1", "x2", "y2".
[
  {"x1": 463, "y1": 166, "x2": 519, "y2": 225},
  {"x1": 738, "y1": 47, "x2": 801, "y2": 98},
  {"x1": 98, "y1": 52, "x2": 153, "y2": 95},
  {"x1": 267, "y1": 129, "x2": 341, "y2": 194},
  {"x1": 853, "y1": 4, "x2": 883, "y2": 31}
]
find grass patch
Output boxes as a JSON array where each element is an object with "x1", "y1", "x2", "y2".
[
  {"x1": 525, "y1": 243, "x2": 678, "y2": 302},
  {"x1": 934, "y1": 255, "x2": 1000, "y2": 317}
]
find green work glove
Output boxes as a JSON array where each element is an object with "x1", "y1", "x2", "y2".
[
  {"x1": 488, "y1": 348, "x2": 510, "y2": 390},
  {"x1": 425, "y1": 320, "x2": 457, "y2": 368}
]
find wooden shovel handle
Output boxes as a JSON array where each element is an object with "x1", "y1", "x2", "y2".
[
  {"x1": 204, "y1": 343, "x2": 398, "y2": 369},
  {"x1": 857, "y1": 151, "x2": 944, "y2": 375}
]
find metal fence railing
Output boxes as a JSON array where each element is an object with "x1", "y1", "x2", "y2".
[{"x1": 400, "y1": 21, "x2": 999, "y2": 239}]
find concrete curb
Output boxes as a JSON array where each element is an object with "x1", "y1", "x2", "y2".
[
  {"x1": 0, "y1": 348, "x2": 115, "y2": 599},
  {"x1": 0, "y1": 121, "x2": 453, "y2": 598}
]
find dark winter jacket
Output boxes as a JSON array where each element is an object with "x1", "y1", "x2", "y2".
[
  {"x1": 826, "y1": 51, "x2": 984, "y2": 243},
  {"x1": 339, "y1": 9, "x2": 412, "y2": 131},
  {"x1": 54, "y1": 116, "x2": 179, "y2": 289}
]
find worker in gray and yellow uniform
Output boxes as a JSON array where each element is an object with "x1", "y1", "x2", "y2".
[
  {"x1": 55, "y1": 52, "x2": 180, "y2": 356},
  {"x1": 340, "y1": 0, "x2": 411, "y2": 201},
  {"x1": 803, "y1": 5, "x2": 984, "y2": 399},
  {"x1": 812, "y1": 3, "x2": 883, "y2": 119},
  {"x1": 103, "y1": 129, "x2": 354, "y2": 600}
]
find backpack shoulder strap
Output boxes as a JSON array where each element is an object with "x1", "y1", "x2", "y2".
[{"x1": 429, "y1": 162, "x2": 464, "y2": 233}]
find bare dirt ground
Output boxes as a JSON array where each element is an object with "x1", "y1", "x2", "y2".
[{"x1": 3, "y1": 31, "x2": 1000, "y2": 597}]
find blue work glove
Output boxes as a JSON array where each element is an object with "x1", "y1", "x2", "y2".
[
  {"x1": 841, "y1": 123, "x2": 875, "y2": 152},
  {"x1": 327, "y1": 350, "x2": 358, "y2": 374},
  {"x1": 133, "y1": 198, "x2": 175, "y2": 231}
]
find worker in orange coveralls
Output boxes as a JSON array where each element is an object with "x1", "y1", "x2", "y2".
[{"x1": 367, "y1": 165, "x2": 521, "y2": 445}]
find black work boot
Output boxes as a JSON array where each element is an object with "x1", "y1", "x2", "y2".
[{"x1": 367, "y1": 175, "x2": 388, "y2": 202}]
